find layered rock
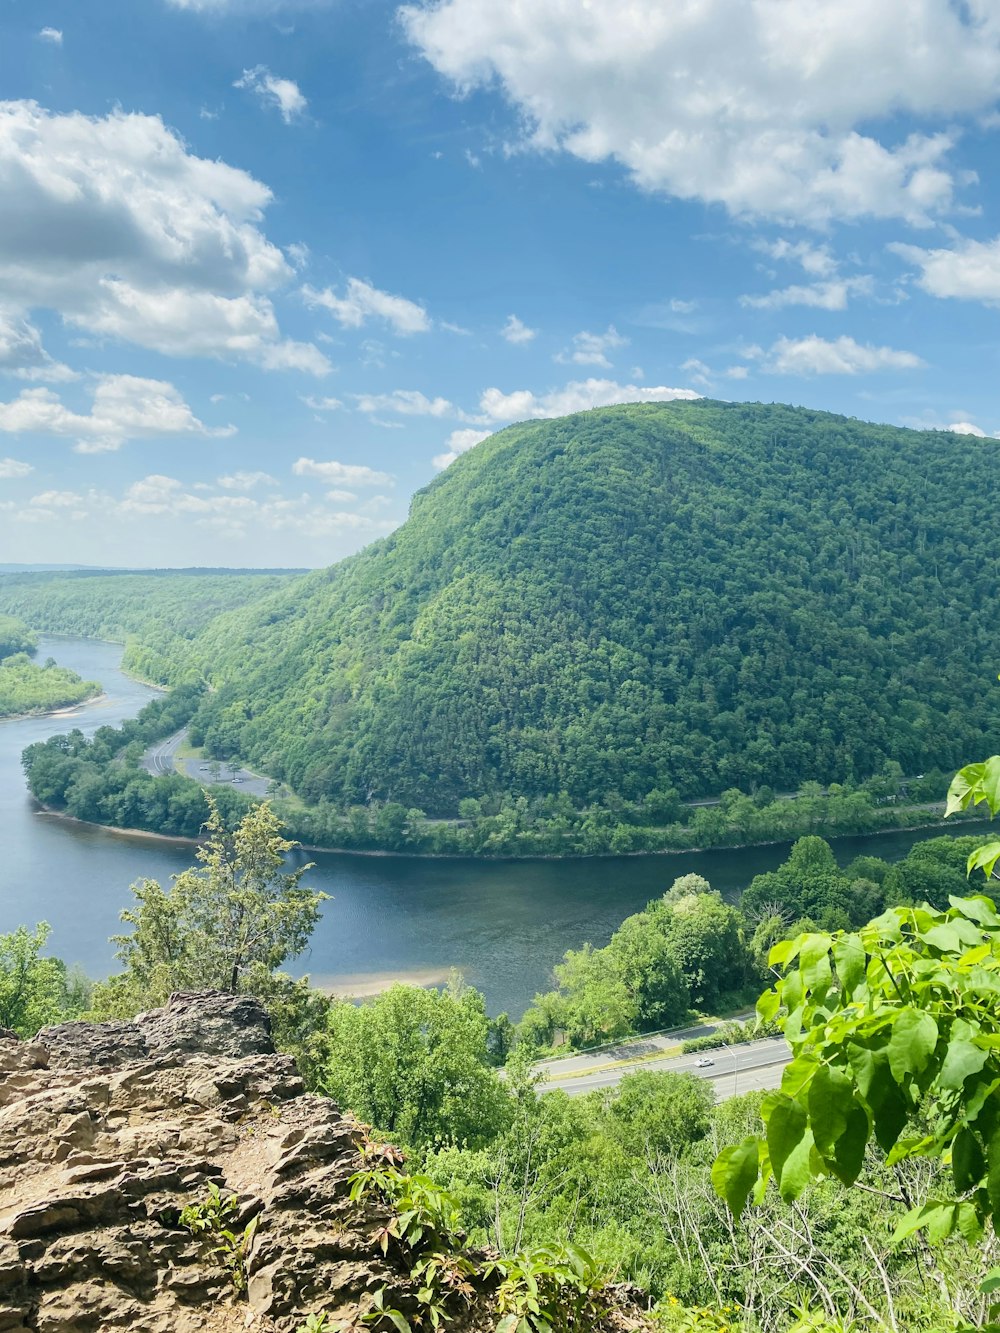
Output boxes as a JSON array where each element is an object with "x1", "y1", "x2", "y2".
[
  {"x1": 0, "y1": 992, "x2": 369, "y2": 1332},
  {"x1": 0, "y1": 993, "x2": 649, "y2": 1333}
]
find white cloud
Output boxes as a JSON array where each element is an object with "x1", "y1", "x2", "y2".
[
  {"x1": 668, "y1": 299, "x2": 697, "y2": 315},
  {"x1": 478, "y1": 378, "x2": 700, "y2": 422},
  {"x1": 302, "y1": 394, "x2": 344, "y2": 411},
  {"x1": 325, "y1": 488, "x2": 357, "y2": 501},
  {"x1": 38, "y1": 27, "x2": 63, "y2": 43},
  {"x1": 0, "y1": 375, "x2": 235, "y2": 453},
  {"x1": 501, "y1": 314, "x2": 536, "y2": 344},
  {"x1": 217, "y1": 470, "x2": 278, "y2": 490},
  {"x1": 740, "y1": 276, "x2": 873, "y2": 310},
  {"x1": 354, "y1": 389, "x2": 455, "y2": 417},
  {"x1": 946, "y1": 421, "x2": 988, "y2": 437},
  {"x1": 754, "y1": 239, "x2": 838, "y2": 277},
  {"x1": 681, "y1": 358, "x2": 714, "y2": 389},
  {"x1": 303, "y1": 279, "x2": 430, "y2": 335},
  {"x1": 234, "y1": 66, "x2": 308, "y2": 123},
  {"x1": 292, "y1": 456, "x2": 393, "y2": 486},
  {"x1": 0, "y1": 100, "x2": 329, "y2": 374},
  {"x1": 0, "y1": 457, "x2": 33, "y2": 479},
  {"x1": 0, "y1": 311, "x2": 76, "y2": 381},
  {"x1": 752, "y1": 334, "x2": 923, "y2": 375},
  {"x1": 401, "y1": 0, "x2": 1000, "y2": 225},
  {"x1": 891, "y1": 236, "x2": 1000, "y2": 304},
  {"x1": 433, "y1": 427, "x2": 492, "y2": 469},
  {"x1": 558, "y1": 325, "x2": 628, "y2": 368}
]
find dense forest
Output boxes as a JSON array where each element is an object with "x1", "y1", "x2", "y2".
[
  {"x1": 21, "y1": 681, "x2": 975, "y2": 854},
  {"x1": 171, "y1": 400, "x2": 1000, "y2": 816},
  {"x1": 0, "y1": 568, "x2": 302, "y2": 685}
]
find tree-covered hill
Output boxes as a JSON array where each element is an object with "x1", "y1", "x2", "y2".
[
  {"x1": 0, "y1": 568, "x2": 304, "y2": 685},
  {"x1": 181, "y1": 400, "x2": 1000, "y2": 815}
]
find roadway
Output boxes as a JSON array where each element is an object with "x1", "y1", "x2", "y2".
[
  {"x1": 540, "y1": 1036, "x2": 790, "y2": 1100},
  {"x1": 141, "y1": 728, "x2": 273, "y2": 798}
]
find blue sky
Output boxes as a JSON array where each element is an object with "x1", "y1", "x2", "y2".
[{"x1": 1, "y1": 0, "x2": 999, "y2": 567}]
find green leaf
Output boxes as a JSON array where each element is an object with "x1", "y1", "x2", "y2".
[
  {"x1": 940, "y1": 1037, "x2": 989, "y2": 1091},
  {"x1": 986, "y1": 1126, "x2": 1000, "y2": 1225},
  {"x1": 756, "y1": 987, "x2": 780, "y2": 1024},
  {"x1": 764, "y1": 1092, "x2": 814, "y2": 1201},
  {"x1": 798, "y1": 934, "x2": 832, "y2": 993},
  {"x1": 968, "y1": 843, "x2": 1000, "y2": 881},
  {"x1": 847, "y1": 1043, "x2": 909, "y2": 1151},
  {"x1": 891, "y1": 1201, "x2": 958, "y2": 1245},
  {"x1": 831, "y1": 1105, "x2": 871, "y2": 1185},
  {"x1": 956, "y1": 1200, "x2": 985, "y2": 1244},
  {"x1": 711, "y1": 1137, "x2": 762, "y2": 1220},
  {"x1": 981, "y1": 757, "x2": 1000, "y2": 816},
  {"x1": 950, "y1": 895, "x2": 1000, "y2": 928},
  {"x1": 807, "y1": 1062, "x2": 854, "y2": 1158},
  {"x1": 947, "y1": 762, "x2": 987, "y2": 816},
  {"x1": 888, "y1": 1007, "x2": 938, "y2": 1084},
  {"x1": 952, "y1": 1127, "x2": 986, "y2": 1194},
  {"x1": 832, "y1": 934, "x2": 866, "y2": 997}
]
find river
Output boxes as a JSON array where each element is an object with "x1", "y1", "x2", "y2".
[{"x1": 0, "y1": 636, "x2": 986, "y2": 1018}]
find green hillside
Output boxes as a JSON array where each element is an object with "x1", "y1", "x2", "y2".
[
  {"x1": 184, "y1": 400, "x2": 1000, "y2": 816},
  {"x1": 0, "y1": 568, "x2": 304, "y2": 685}
]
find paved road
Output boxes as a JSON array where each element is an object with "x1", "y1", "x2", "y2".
[
  {"x1": 141, "y1": 729, "x2": 273, "y2": 798},
  {"x1": 542, "y1": 1036, "x2": 790, "y2": 1100},
  {"x1": 143, "y1": 728, "x2": 185, "y2": 777},
  {"x1": 533, "y1": 1018, "x2": 746, "y2": 1081}
]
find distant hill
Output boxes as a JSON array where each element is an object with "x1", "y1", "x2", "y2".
[
  {"x1": 181, "y1": 400, "x2": 1000, "y2": 815},
  {"x1": 0, "y1": 569, "x2": 305, "y2": 684}
]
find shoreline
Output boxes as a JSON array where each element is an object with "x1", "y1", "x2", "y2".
[
  {"x1": 0, "y1": 688, "x2": 108, "y2": 726},
  {"x1": 33, "y1": 799, "x2": 976, "y2": 863}
]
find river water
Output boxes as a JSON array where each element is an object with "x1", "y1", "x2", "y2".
[{"x1": 0, "y1": 636, "x2": 985, "y2": 1017}]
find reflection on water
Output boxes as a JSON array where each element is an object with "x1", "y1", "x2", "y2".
[{"x1": 0, "y1": 636, "x2": 985, "y2": 1017}]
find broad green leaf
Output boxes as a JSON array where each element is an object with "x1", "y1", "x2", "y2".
[
  {"x1": 968, "y1": 843, "x2": 1000, "y2": 881},
  {"x1": 847, "y1": 1043, "x2": 909, "y2": 1151},
  {"x1": 711, "y1": 1137, "x2": 762, "y2": 1219},
  {"x1": 940, "y1": 1037, "x2": 989, "y2": 1091},
  {"x1": 807, "y1": 1062, "x2": 854, "y2": 1158},
  {"x1": 756, "y1": 987, "x2": 780, "y2": 1024},
  {"x1": 956, "y1": 1200, "x2": 985, "y2": 1243},
  {"x1": 764, "y1": 1092, "x2": 813, "y2": 1200},
  {"x1": 830, "y1": 1104, "x2": 870, "y2": 1186},
  {"x1": 947, "y1": 762, "x2": 987, "y2": 817},
  {"x1": 981, "y1": 757, "x2": 1000, "y2": 816},
  {"x1": 923, "y1": 922, "x2": 967, "y2": 954},
  {"x1": 952, "y1": 1127, "x2": 986, "y2": 1194},
  {"x1": 986, "y1": 1127, "x2": 1000, "y2": 1225},
  {"x1": 891, "y1": 1201, "x2": 958, "y2": 1245},
  {"x1": 951, "y1": 895, "x2": 1000, "y2": 928},
  {"x1": 832, "y1": 933, "x2": 866, "y2": 997},
  {"x1": 888, "y1": 1007, "x2": 938, "y2": 1084},
  {"x1": 769, "y1": 937, "x2": 803, "y2": 969},
  {"x1": 799, "y1": 934, "x2": 833, "y2": 992}
]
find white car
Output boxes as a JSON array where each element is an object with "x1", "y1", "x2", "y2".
[{"x1": 694, "y1": 1057, "x2": 715, "y2": 1068}]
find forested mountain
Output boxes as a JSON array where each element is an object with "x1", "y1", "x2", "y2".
[{"x1": 182, "y1": 400, "x2": 1000, "y2": 815}]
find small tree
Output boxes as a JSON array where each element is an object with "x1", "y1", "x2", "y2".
[
  {"x1": 95, "y1": 797, "x2": 327, "y2": 1011},
  {"x1": 0, "y1": 922, "x2": 86, "y2": 1037}
]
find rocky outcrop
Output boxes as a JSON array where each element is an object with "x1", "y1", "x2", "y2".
[{"x1": 0, "y1": 993, "x2": 650, "y2": 1333}]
